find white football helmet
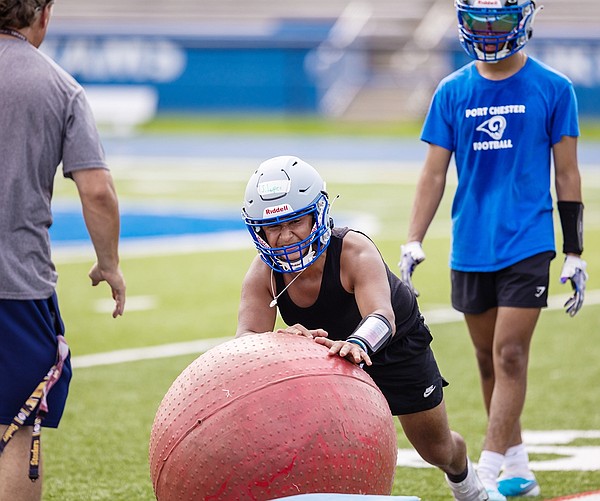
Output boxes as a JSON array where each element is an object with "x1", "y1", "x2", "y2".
[
  {"x1": 242, "y1": 156, "x2": 333, "y2": 273},
  {"x1": 455, "y1": 0, "x2": 543, "y2": 62}
]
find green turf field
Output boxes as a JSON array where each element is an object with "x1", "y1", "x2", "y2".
[
  {"x1": 41, "y1": 126, "x2": 600, "y2": 500},
  {"x1": 137, "y1": 114, "x2": 600, "y2": 142}
]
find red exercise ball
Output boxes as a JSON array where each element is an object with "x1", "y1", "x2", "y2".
[{"x1": 149, "y1": 332, "x2": 397, "y2": 500}]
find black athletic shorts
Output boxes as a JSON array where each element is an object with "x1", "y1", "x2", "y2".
[
  {"x1": 451, "y1": 251, "x2": 555, "y2": 314},
  {"x1": 366, "y1": 322, "x2": 448, "y2": 415}
]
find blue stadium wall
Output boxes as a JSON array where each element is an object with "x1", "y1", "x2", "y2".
[
  {"x1": 43, "y1": 22, "x2": 600, "y2": 117},
  {"x1": 42, "y1": 21, "x2": 332, "y2": 114}
]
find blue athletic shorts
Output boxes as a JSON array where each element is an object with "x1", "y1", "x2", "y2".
[{"x1": 0, "y1": 293, "x2": 72, "y2": 428}]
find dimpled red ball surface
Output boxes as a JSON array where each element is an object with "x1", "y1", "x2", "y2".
[{"x1": 149, "y1": 333, "x2": 397, "y2": 501}]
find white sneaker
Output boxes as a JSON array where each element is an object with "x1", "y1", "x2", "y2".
[
  {"x1": 485, "y1": 488, "x2": 507, "y2": 501},
  {"x1": 446, "y1": 458, "x2": 489, "y2": 501}
]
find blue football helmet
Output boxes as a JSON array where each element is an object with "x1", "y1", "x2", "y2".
[
  {"x1": 455, "y1": 0, "x2": 542, "y2": 62},
  {"x1": 242, "y1": 156, "x2": 333, "y2": 273}
]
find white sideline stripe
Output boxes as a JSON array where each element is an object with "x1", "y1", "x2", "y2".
[
  {"x1": 71, "y1": 338, "x2": 231, "y2": 369},
  {"x1": 71, "y1": 290, "x2": 600, "y2": 369}
]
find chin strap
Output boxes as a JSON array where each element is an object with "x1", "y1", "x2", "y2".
[
  {"x1": 276, "y1": 248, "x2": 316, "y2": 272},
  {"x1": 530, "y1": 3, "x2": 544, "y2": 30}
]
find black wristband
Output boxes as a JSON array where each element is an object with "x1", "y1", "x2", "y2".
[
  {"x1": 347, "y1": 313, "x2": 393, "y2": 355},
  {"x1": 557, "y1": 201, "x2": 584, "y2": 254}
]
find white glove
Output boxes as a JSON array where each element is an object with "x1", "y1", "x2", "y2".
[
  {"x1": 399, "y1": 241, "x2": 426, "y2": 296},
  {"x1": 560, "y1": 255, "x2": 588, "y2": 317}
]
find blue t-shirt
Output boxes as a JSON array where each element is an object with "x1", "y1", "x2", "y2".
[{"x1": 421, "y1": 56, "x2": 579, "y2": 272}]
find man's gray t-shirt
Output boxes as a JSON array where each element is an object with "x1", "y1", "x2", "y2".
[{"x1": 0, "y1": 37, "x2": 108, "y2": 300}]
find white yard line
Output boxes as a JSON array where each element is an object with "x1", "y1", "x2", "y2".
[
  {"x1": 71, "y1": 337, "x2": 229, "y2": 368},
  {"x1": 71, "y1": 290, "x2": 600, "y2": 369}
]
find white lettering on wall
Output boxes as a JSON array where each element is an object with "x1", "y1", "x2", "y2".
[{"x1": 41, "y1": 38, "x2": 186, "y2": 82}]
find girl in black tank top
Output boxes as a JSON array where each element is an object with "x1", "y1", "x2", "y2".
[{"x1": 274, "y1": 227, "x2": 433, "y2": 367}]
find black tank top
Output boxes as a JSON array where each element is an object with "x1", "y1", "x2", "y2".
[{"x1": 275, "y1": 227, "x2": 432, "y2": 362}]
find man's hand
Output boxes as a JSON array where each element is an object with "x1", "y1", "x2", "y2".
[
  {"x1": 399, "y1": 241, "x2": 426, "y2": 296},
  {"x1": 89, "y1": 263, "x2": 126, "y2": 318},
  {"x1": 560, "y1": 255, "x2": 588, "y2": 317}
]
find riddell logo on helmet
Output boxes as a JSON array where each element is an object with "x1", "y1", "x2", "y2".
[
  {"x1": 264, "y1": 204, "x2": 292, "y2": 217},
  {"x1": 473, "y1": 0, "x2": 502, "y2": 6}
]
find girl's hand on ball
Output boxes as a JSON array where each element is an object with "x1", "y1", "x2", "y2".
[
  {"x1": 314, "y1": 338, "x2": 372, "y2": 367},
  {"x1": 276, "y1": 324, "x2": 328, "y2": 339}
]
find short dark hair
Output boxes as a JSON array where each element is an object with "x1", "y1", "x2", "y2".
[{"x1": 0, "y1": 0, "x2": 53, "y2": 29}]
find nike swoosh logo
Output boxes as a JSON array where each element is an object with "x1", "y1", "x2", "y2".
[
  {"x1": 519, "y1": 481, "x2": 535, "y2": 489},
  {"x1": 423, "y1": 385, "x2": 436, "y2": 398}
]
